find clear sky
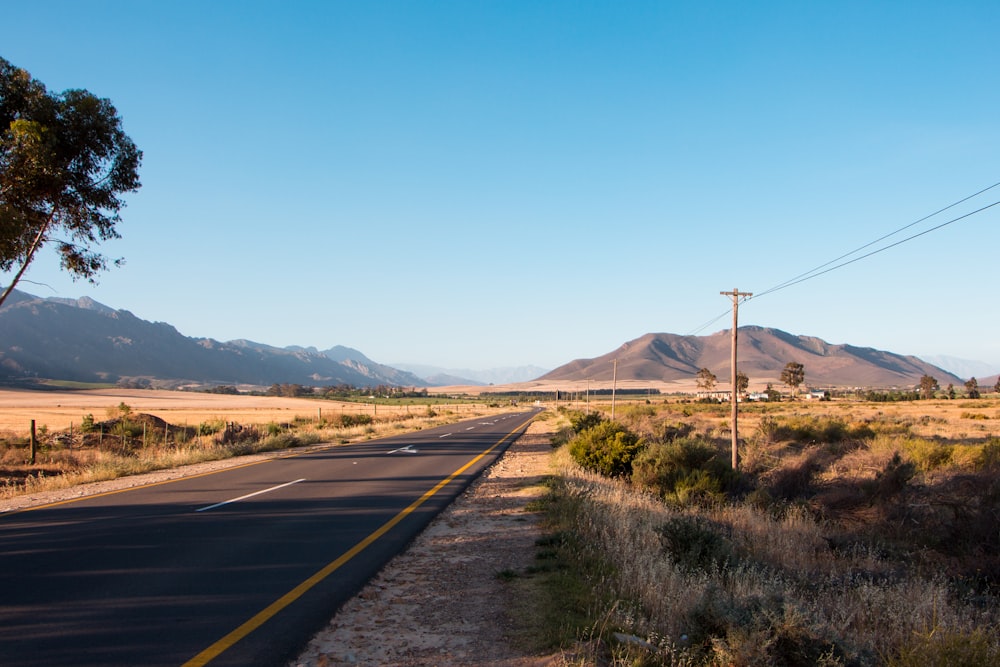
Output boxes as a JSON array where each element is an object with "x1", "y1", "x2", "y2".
[{"x1": 3, "y1": 1, "x2": 999, "y2": 372}]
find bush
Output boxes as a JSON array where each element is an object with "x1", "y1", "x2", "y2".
[
  {"x1": 976, "y1": 439, "x2": 1000, "y2": 470},
  {"x1": 631, "y1": 436, "x2": 737, "y2": 503},
  {"x1": 567, "y1": 421, "x2": 644, "y2": 478},
  {"x1": 657, "y1": 515, "x2": 736, "y2": 572},
  {"x1": 567, "y1": 410, "x2": 603, "y2": 434},
  {"x1": 337, "y1": 414, "x2": 373, "y2": 427}
]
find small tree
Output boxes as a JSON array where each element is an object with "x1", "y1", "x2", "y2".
[
  {"x1": 919, "y1": 374, "x2": 939, "y2": 399},
  {"x1": 695, "y1": 367, "x2": 717, "y2": 392},
  {"x1": 965, "y1": 377, "x2": 981, "y2": 399},
  {"x1": 780, "y1": 362, "x2": 805, "y2": 397},
  {"x1": 995, "y1": 377, "x2": 1000, "y2": 395},
  {"x1": 765, "y1": 382, "x2": 781, "y2": 402},
  {"x1": 735, "y1": 370, "x2": 749, "y2": 395}
]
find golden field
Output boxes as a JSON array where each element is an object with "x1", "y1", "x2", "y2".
[{"x1": 0, "y1": 387, "x2": 477, "y2": 436}]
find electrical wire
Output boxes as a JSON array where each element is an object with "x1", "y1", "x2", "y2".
[
  {"x1": 685, "y1": 180, "x2": 1000, "y2": 336},
  {"x1": 752, "y1": 180, "x2": 1000, "y2": 301},
  {"x1": 753, "y1": 198, "x2": 1000, "y2": 297}
]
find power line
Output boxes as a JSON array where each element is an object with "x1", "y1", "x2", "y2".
[
  {"x1": 686, "y1": 180, "x2": 999, "y2": 336},
  {"x1": 754, "y1": 198, "x2": 1000, "y2": 298},
  {"x1": 753, "y1": 181, "x2": 1000, "y2": 301}
]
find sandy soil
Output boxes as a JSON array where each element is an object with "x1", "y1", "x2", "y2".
[{"x1": 292, "y1": 419, "x2": 563, "y2": 667}]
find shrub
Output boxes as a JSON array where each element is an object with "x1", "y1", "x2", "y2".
[
  {"x1": 865, "y1": 452, "x2": 916, "y2": 500},
  {"x1": 567, "y1": 421, "x2": 644, "y2": 478},
  {"x1": 976, "y1": 439, "x2": 1000, "y2": 470},
  {"x1": 631, "y1": 436, "x2": 737, "y2": 503},
  {"x1": 337, "y1": 413, "x2": 373, "y2": 427},
  {"x1": 568, "y1": 410, "x2": 603, "y2": 434},
  {"x1": 657, "y1": 515, "x2": 736, "y2": 572}
]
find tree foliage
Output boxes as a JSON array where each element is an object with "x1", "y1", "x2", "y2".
[
  {"x1": 965, "y1": 377, "x2": 980, "y2": 399},
  {"x1": 695, "y1": 367, "x2": 717, "y2": 392},
  {"x1": 780, "y1": 362, "x2": 805, "y2": 394},
  {"x1": 735, "y1": 369, "x2": 749, "y2": 394},
  {"x1": 919, "y1": 374, "x2": 939, "y2": 399},
  {"x1": 0, "y1": 56, "x2": 141, "y2": 307}
]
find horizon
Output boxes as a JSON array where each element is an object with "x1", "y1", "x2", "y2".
[
  {"x1": 3, "y1": 2, "x2": 1000, "y2": 370},
  {"x1": 6, "y1": 288, "x2": 998, "y2": 381}
]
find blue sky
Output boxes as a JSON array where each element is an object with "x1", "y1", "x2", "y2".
[{"x1": 4, "y1": 1, "x2": 1000, "y2": 372}]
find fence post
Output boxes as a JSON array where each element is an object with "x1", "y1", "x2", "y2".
[{"x1": 29, "y1": 419, "x2": 36, "y2": 465}]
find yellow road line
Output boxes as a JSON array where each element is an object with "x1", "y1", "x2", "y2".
[{"x1": 182, "y1": 421, "x2": 528, "y2": 667}]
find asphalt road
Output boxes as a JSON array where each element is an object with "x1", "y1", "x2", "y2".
[{"x1": 0, "y1": 408, "x2": 541, "y2": 666}]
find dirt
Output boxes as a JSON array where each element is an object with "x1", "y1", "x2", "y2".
[{"x1": 292, "y1": 419, "x2": 565, "y2": 667}]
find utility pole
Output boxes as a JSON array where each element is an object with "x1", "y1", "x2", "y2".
[
  {"x1": 611, "y1": 359, "x2": 618, "y2": 421},
  {"x1": 721, "y1": 288, "x2": 752, "y2": 470}
]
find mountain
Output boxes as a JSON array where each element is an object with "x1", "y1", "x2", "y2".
[
  {"x1": 0, "y1": 291, "x2": 424, "y2": 387},
  {"x1": 540, "y1": 327, "x2": 962, "y2": 388},
  {"x1": 917, "y1": 354, "x2": 999, "y2": 380},
  {"x1": 391, "y1": 363, "x2": 550, "y2": 386}
]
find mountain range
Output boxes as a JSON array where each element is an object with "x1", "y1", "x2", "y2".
[
  {"x1": 0, "y1": 290, "x2": 986, "y2": 390},
  {"x1": 0, "y1": 291, "x2": 426, "y2": 388},
  {"x1": 540, "y1": 329, "x2": 966, "y2": 388}
]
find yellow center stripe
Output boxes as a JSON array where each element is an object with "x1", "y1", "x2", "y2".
[{"x1": 182, "y1": 422, "x2": 526, "y2": 667}]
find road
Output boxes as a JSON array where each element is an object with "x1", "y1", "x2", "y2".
[{"x1": 0, "y1": 408, "x2": 541, "y2": 666}]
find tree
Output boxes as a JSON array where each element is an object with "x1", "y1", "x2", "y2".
[
  {"x1": 695, "y1": 367, "x2": 717, "y2": 392},
  {"x1": 765, "y1": 382, "x2": 781, "y2": 402},
  {"x1": 919, "y1": 374, "x2": 939, "y2": 399},
  {"x1": 995, "y1": 377, "x2": 1000, "y2": 395},
  {"x1": 0, "y1": 57, "x2": 141, "y2": 308},
  {"x1": 735, "y1": 370, "x2": 749, "y2": 395},
  {"x1": 965, "y1": 377, "x2": 980, "y2": 399},
  {"x1": 780, "y1": 362, "x2": 805, "y2": 396}
]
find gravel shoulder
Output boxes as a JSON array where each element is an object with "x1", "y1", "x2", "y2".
[{"x1": 292, "y1": 419, "x2": 563, "y2": 667}]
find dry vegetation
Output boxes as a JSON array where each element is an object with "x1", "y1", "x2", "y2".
[
  {"x1": 519, "y1": 396, "x2": 1000, "y2": 666},
  {"x1": 0, "y1": 388, "x2": 503, "y2": 500}
]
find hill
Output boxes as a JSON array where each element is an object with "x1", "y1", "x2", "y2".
[
  {"x1": 0, "y1": 291, "x2": 425, "y2": 388},
  {"x1": 540, "y1": 327, "x2": 962, "y2": 388}
]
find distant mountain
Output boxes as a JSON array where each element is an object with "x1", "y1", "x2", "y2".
[
  {"x1": 541, "y1": 327, "x2": 962, "y2": 388},
  {"x1": 0, "y1": 291, "x2": 424, "y2": 387},
  {"x1": 391, "y1": 363, "x2": 550, "y2": 386},
  {"x1": 917, "y1": 355, "x2": 999, "y2": 381}
]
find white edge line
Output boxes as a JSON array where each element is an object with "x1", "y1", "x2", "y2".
[{"x1": 196, "y1": 478, "x2": 307, "y2": 513}]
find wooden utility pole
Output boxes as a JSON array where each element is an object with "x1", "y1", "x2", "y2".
[
  {"x1": 721, "y1": 288, "x2": 752, "y2": 470},
  {"x1": 611, "y1": 359, "x2": 618, "y2": 421}
]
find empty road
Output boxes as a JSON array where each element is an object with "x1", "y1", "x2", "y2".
[{"x1": 0, "y1": 408, "x2": 540, "y2": 666}]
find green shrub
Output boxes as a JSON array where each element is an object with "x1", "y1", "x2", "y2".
[
  {"x1": 567, "y1": 421, "x2": 644, "y2": 478},
  {"x1": 568, "y1": 410, "x2": 603, "y2": 434},
  {"x1": 976, "y1": 438, "x2": 1000, "y2": 470},
  {"x1": 657, "y1": 515, "x2": 736, "y2": 572},
  {"x1": 631, "y1": 436, "x2": 737, "y2": 503},
  {"x1": 337, "y1": 413, "x2": 373, "y2": 427}
]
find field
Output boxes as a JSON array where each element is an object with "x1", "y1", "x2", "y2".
[
  {"x1": 0, "y1": 387, "x2": 486, "y2": 434},
  {"x1": 522, "y1": 395, "x2": 1000, "y2": 666},
  {"x1": 0, "y1": 387, "x2": 501, "y2": 500}
]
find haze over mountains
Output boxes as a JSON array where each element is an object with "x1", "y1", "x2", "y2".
[{"x1": 0, "y1": 290, "x2": 985, "y2": 390}]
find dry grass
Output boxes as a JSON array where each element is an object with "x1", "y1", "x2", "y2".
[
  {"x1": 531, "y1": 397, "x2": 1000, "y2": 666},
  {"x1": 0, "y1": 387, "x2": 506, "y2": 499}
]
